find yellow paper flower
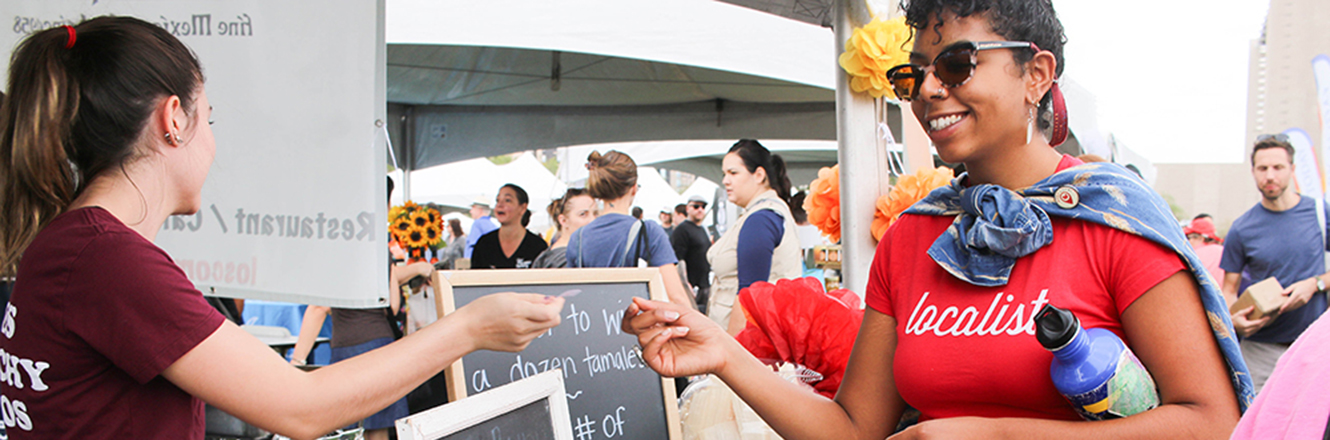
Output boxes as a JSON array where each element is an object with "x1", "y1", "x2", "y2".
[
  {"x1": 873, "y1": 167, "x2": 955, "y2": 241},
  {"x1": 805, "y1": 165, "x2": 842, "y2": 243},
  {"x1": 838, "y1": 16, "x2": 912, "y2": 99}
]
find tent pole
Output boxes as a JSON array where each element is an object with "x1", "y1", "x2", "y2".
[
  {"x1": 834, "y1": 0, "x2": 887, "y2": 297},
  {"x1": 403, "y1": 106, "x2": 415, "y2": 200}
]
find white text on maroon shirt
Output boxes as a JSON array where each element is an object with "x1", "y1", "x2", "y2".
[
  {"x1": 904, "y1": 290, "x2": 1050, "y2": 337},
  {"x1": 0, "y1": 304, "x2": 42, "y2": 431}
]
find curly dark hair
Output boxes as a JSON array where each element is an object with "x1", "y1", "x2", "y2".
[{"x1": 902, "y1": 0, "x2": 1066, "y2": 128}]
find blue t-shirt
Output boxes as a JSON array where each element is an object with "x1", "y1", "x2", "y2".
[
  {"x1": 464, "y1": 215, "x2": 500, "y2": 259},
  {"x1": 1220, "y1": 195, "x2": 1330, "y2": 343},
  {"x1": 737, "y1": 210, "x2": 785, "y2": 289},
  {"x1": 566, "y1": 213, "x2": 678, "y2": 268}
]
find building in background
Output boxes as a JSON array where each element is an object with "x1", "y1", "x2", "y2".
[{"x1": 1245, "y1": 0, "x2": 1330, "y2": 159}]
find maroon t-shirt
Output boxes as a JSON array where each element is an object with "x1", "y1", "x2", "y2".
[{"x1": 0, "y1": 207, "x2": 225, "y2": 438}]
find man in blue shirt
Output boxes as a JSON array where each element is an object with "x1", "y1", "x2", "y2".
[
  {"x1": 1220, "y1": 136, "x2": 1330, "y2": 392},
  {"x1": 463, "y1": 200, "x2": 500, "y2": 259}
]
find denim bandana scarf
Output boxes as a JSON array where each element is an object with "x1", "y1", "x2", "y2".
[{"x1": 905, "y1": 161, "x2": 1255, "y2": 412}]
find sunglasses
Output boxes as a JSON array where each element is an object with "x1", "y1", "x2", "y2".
[
  {"x1": 1257, "y1": 133, "x2": 1290, "y2": 143},
  {"x1": 886, "y1": 41, "x2": 1040, "y2": 101},
  {"x1": 688, "y1": 203, "x2": 706, "y2": 209}
]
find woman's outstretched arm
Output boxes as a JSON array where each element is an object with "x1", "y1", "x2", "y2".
[{"x1": 164, "y1": 293, "x2": 564, "y2": 440}]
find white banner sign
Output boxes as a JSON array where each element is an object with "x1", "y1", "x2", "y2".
[
  {"x1": 1286, "y1": 128, "x2": 1320, "y2": 198},
  {"x1": 1313, "y1": 54, "x2": 1330, "y2": 203},
  {"x1": 4, "y1": 1, "x2": 390, "y2": 307}
]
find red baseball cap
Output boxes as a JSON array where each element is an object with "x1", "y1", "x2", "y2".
[{"x1": 1183, "y1": 217, "x2": 1222, "y2": 244}]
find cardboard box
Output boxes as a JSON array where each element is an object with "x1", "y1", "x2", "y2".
[{"x1": 1229, "y1": 277, "x2": 1286, "y2": 320}]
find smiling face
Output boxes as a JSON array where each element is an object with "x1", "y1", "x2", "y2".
[
  {"x1": 909, "y1": 14, "x2": 1033, "y2": 165},
  {"x1": 722, "y1": 153, "x2": 768, "y2": 208},
  {"x1": 492, "y1": 187, "x2": 527, "y2": 226}
]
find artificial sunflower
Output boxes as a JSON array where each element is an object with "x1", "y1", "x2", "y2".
[
  {"x1": 410, "y1": 210, "x2": 430, "y2": 229},
  {"x1": 388, "y1": 205, "x2": 407, "y2": 222},
  {"x1": 424, "y1": 226, "x2": 441, "y2": 247},
  {"x1": 403, "y1": 225, "x2": 429, "y2": 249},
  {"x1": 391, "y1": 218, "x2": 413, "y2": 237}
]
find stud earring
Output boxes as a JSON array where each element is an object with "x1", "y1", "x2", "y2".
[{"x1": 164, "y1": 132, "x2": 182, "y2": 145}]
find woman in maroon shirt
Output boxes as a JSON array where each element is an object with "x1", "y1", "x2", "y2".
[{"x1": 0, "y1": 17, "x2": 564, "y2": 439}]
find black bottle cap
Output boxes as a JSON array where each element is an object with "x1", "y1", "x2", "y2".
[{"x1": 1035, "y1": 304, "x2": 1079, "y2": 351}]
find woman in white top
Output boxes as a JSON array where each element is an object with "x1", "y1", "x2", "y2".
[{"x1": 708, "y1": 139, "x2": 803, "y2": 334}]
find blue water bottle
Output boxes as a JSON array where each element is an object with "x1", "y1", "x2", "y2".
[{"x1": 1034, "y1": 304, "x2": 1159, "y2": 420}]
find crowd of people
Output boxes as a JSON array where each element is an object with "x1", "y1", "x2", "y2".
[{"x1": 0, "y1": 1, "x2": 1327, "y2": 439}]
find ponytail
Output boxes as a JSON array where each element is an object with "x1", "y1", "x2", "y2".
[
  {"x1": 0, "y1": 17, "x2": 203, "y2": 276},
  {"x1": 769, "y1": 153, "x2": 792, "y2": 206}
]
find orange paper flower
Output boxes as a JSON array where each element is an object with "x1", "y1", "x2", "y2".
[
  {"x1": 872, "y1": 167, "x2": 955, "y2": 241},
  {"x1": 838, "y1": 16, "x2": 912, "y2": 99},
  {"x1": 805, "y1": 165, "x2": 842, "y2": 243}
]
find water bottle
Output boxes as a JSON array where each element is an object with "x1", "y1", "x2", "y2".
[{"x1": 1034, "y1": 304, "x2": 1160, "y2": 420}]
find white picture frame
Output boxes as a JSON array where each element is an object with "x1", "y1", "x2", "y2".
[{"x1": 396, "y1": 369, "x2": 573, "y2": 440}]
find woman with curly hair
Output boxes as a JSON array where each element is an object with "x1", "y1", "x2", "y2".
[{"x1": 620, "y1": 1, "x2": 1252, "y2": 438}]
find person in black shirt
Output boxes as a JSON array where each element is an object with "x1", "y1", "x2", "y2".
[
  {"x1": 471, "y1": 183, "x2": 549, "y2": 269},
  {"x1": 672, "y1": 195, "x2": 712, "y2": 312}
]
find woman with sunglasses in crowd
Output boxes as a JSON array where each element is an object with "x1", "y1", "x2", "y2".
[
  {"x1": 0, "y1": 17, "x2": 565, "y2": 439},
  {"x1": 533, "y1": 188, "x2": 597, "y2": 269},
  {"x1": 707, "y1": 140, "x2": 804, "y2": 334},
  {"x1": 621, "y1": 1, "x2": 1253, "y2": 438}
]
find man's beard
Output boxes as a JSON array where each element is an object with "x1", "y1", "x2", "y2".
[{"x1": 1261, "y1": 184, "x2": 1287, "y2": 201}]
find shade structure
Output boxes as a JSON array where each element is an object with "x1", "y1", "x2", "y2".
[{"x1": 384, "y1": 0, "x2": 839, "y2": 171}]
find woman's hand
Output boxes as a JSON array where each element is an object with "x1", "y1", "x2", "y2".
[
  {"x1": 620, "y1": 297, "x2": 733, "y2": 378},
  {"x1": 456, "y1": 293, "x2": 564, "y2": 352}
]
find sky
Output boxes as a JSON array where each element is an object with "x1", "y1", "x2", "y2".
[{"x1": 1055, "y1": 1, "x2": 1272, "y2": 164}]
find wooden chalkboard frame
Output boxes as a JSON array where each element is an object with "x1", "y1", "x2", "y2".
[
  {"x1": 395, "y1": 369, "x2": 573, "y2": 440},
  {"x1": 432, "y1": 268, "x2": 681, "y2": 440}
]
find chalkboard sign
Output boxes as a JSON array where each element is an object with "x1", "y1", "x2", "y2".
[
  {"x1": 396, "y1": 369, "x2": 572, "y2": 440},
  {"x1": 432, "y1": 268, "x2": 681, "y2": 440}
]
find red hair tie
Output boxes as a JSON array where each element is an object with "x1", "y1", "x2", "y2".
[{"x1": 63, "y1": 25, "x2": 76, "y2": 49}]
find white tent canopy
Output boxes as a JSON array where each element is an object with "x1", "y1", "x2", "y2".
[
  {"x1": 556, "y1": 139, "x2": 842, "y2": 188},
  {"x1": 384, "y1": 0, "x2": 843, "y2": 170},
  {"x1": 406, "y1": 153, "x2": 568, "y2": 231}
]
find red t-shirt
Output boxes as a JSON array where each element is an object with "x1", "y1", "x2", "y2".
[
  {"x1": 1, "y1": 207, "x2": 225, "y2": 438},
  {"x1": 865, "y1": 157, "x2": 1185, "y2": 421}
]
